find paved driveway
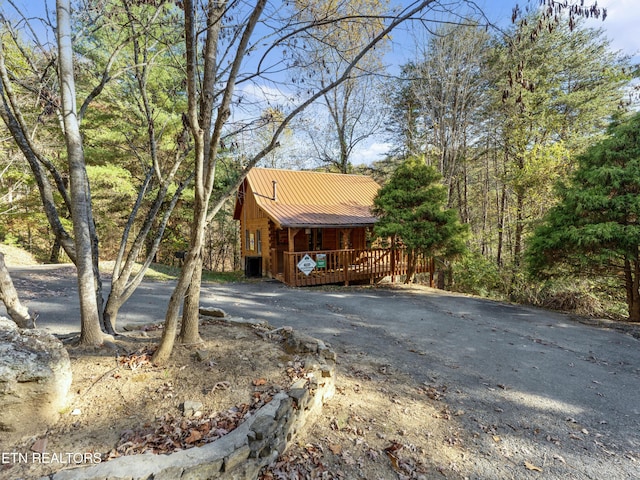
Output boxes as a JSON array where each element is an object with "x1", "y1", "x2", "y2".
[
  {"x1": 4, "y1": 267, "x2": 640, "y2": 478},
  {"x1": 209, "y1": 280, "x2": 640, "y2": 478}
]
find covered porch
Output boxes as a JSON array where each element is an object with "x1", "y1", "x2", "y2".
[{"x1": 275, "y1": 246, "x2": 433, "y2": 287}]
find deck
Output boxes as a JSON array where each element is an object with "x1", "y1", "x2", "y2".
[{"x1": 278, "y1": 248, "x2": 432, "y2": 287}]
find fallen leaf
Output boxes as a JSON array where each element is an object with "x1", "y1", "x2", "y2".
[
  {"x1": 185, "y1": 429, "x2": 202, "y2": 444},
  {"x1": 329, "y1": 443, "x2": 342, "y2": 455},
  {"x1": 553, "y1": 454, "x2": 566, "y2": 464},
  {"x1": 385, "y1": 451, "x2": 400, "y2": 471},
  {"x1": 384, "y1": 441, "x2": 403, "y2": 453},
  {"x1": 31, "y1": 437, "x2": 47, "y2": 453},
  {"x1": 252, "y1": 378, "x2": 267, "y2": 386},
  {"x1": 524, "y1": 461, "x2": 543, "y2": 472}
]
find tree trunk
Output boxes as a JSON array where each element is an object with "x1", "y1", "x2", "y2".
[
  {"x1": 57, "y1": 0, "x2": 103, "y2": 345},
  {"x1": 102, "y1": 290, "x2": 120, "y2": 334},
  {"x1": 153, "y1": 203, "x2": 207, "y2": 364},
  {"x1": 0, "y1": 252, "x2": 35, "y2": 328},
  {"x1": 0, "y1": 48, "x2": 77, "y2": 264},
  {"x1": 626, "y1": 257, "x2": 640, "y2": 322},
  {"x1": 49, "y1": 238, "x2": 61, "y2": 263},
  {"x1": 404, "y1": 250, "x2": 416, "y2": 284},
  {"x1": 496, "y1": 183, "x2": 506, "y2": 267},
  {"x1": 178, "y1": 253, "x2": 204, "y2": 344},
  {"x1": 513, "y1": 190, "x2": 525, "y2": 267}
]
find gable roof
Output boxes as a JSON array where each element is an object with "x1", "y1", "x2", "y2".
[{"x1": 234, "y1": 167, "x2": 380, "y2": 228}]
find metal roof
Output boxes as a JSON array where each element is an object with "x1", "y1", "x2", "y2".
[{"x1": 237, "y1": 167, "x2": 380, "y2": 228}]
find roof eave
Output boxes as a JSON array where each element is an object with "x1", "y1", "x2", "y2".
[{"x1": 280, "y1": 221, "x2": 377, "y2": 229}]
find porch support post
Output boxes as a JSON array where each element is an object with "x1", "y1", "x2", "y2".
[
  {"x1": 341, "y1": 228, "x2": 351, "y2": 286},
  {"x1": 288, "y1": 228, "x2": 300, "y2": 253},
  {"x1": 287, "y1": 228, "x2": 300, "y2": 286},
  {"x1": 340, "y1": 228, "x2": 352, "y2": 249}
]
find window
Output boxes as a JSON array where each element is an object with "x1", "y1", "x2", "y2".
[
  {"x1": 256, "y1": 229, "x2": 262, "y2": 254},
  {"x1": 307, "y1": 228, "x2": 323, "y2": 250}
]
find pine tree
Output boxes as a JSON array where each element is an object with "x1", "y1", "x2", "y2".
[
  {"x1": 526, "y1": 113, "x2": 640, "y2": 321},
  {"x1": 372, "y1": 157, "x2": 468, "y2": 283}
]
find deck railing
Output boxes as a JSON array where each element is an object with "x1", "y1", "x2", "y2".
[{"x1": 282, "y1": 248, "x2": 431, "y2": 287}]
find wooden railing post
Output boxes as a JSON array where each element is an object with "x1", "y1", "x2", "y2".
[{"x1": 343, "y1": 250, "x2": 349, "y2": 286}]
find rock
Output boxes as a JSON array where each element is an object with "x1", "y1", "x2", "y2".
[
  {"x1": 194, "y1": 349, "x2": 213, "y2": 362},
  {"x1": 198, "y1": 307, "x2": 226, "y2": 318},
  {"x1": 182, "y1": 400, "x2": 203, "y2": 417},
  {"x1": 0, "y1": 317, "x2": 71, "y2": 442}
]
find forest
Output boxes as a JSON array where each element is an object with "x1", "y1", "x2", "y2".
[{"x1": 0, "y1": 0, "x2": 638, "y2": 357}]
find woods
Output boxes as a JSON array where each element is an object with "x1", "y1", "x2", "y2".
[
  {"x1": 0, "y1": 0, "x2": 639, "y2": 357},
  {"x1": 527, "y1": 113, "x2": 640, "y2": 321}
]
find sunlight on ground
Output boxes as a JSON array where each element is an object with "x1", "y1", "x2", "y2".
[{"x1": 500, "y1": 390, "x2": 584, "y2": 416}]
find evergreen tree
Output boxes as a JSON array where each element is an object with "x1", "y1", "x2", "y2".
[
  {"x1": 372, "y1": 157, "x2": 468, "y2": 283},
  {"x1": 526, "y1": 113, "x2": 640, "y2": 322}
]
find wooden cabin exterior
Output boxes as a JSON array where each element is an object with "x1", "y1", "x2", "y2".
[{"x1": 233, "y1": 167, "x2": 431, "y2": 286}]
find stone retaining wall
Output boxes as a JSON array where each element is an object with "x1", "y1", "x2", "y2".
[{"x1": 44, "y1": 324, "x2": 336, "y2": 480}]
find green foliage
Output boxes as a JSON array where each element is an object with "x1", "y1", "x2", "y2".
[
  {"x1": 86, "y1": 165, "x2": 138, "y2": 256},
  {"x1": 526, "y1": 112, "x2": 640, "y2": 320},
  {"x1": 373, "y1": 157, "x2": 468, "y2": 259},
  {"x1": 1, "y1": 232, "x2": 19, "y2": 246},
  {"x1": 527, "y1": 113, "x2": 640, "y2": 274},
  {"x1": 451, "y1": 252, "x2": 502, "y2": 297}
]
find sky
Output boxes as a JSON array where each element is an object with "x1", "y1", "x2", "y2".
[
  {"x1": 4, "y1": 0, "x2": 640, "y2": 166},
  {"x1": 355, "y1": 0, "x2": 640, "y2": 166}
]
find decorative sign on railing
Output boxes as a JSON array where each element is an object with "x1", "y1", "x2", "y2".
[{"x1": 297, "y1": 254, "x2": 316, "y2": 276}]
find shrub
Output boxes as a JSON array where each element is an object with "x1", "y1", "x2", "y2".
[{"x1": 451, "y1": 252, "x2": 502, "y2": 297}]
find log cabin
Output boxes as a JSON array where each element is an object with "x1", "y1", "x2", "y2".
[{"x1": 233, "y1": 167, "x2": 431, "y2": 286}]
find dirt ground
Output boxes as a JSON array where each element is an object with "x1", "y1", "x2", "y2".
[{"x1": 0, "y1": 313, "x2": 474, "y2": 480}]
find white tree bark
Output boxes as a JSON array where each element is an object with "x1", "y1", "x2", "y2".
[{"x1": 56, "y1": 0, "x2": 103, "y2": 345}]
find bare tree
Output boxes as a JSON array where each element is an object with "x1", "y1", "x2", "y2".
[
  {"x1": 291, "y1": 0, "x2": 389, "y2": 173},
  {"x1": 152, "y1": 0, "x2": 440, "y2": 364},
  {"x1": 390, "y1": 22, "x2": 491, "y2": 209},
  {"x1": 0, "y1": 0, "x2": 129, "y2": 344},
  {"x1": 1, "y1": 1, "x2": 194, "y2": 338}
]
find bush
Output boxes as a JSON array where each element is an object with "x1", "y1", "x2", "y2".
[
  {"x1": 509, "y1": 277, "x2": 626, "y2": 319},
  {"x1": 451, "y1": 252, "x2": 502, "y2": 297}
]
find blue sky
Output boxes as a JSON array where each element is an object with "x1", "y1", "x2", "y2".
[
  {"x1": 384, "y1": 0, "x2": 639, "y2": 74},
  {"x1": 356, "y1": 0, "x2": 640, "y2": 165},
  {"x1": 8, "y1": 1, "x2": 638, "y2": 63},
  {"x1": 483, "y1": 0, "x2": 639, "y2": 59},
  {"x1": 4, "y1": 0, "x2": 639, "y2": 165}
]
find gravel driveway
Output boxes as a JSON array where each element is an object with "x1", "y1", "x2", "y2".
[{"x1": 4, "y1": 266, "x2": 640, "y2": 478}]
